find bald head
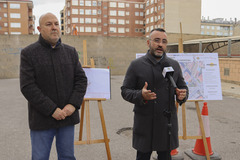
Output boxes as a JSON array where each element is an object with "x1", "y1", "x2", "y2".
[{"x1": 39, "y1": 12, "x2": 57, "y2": 27}]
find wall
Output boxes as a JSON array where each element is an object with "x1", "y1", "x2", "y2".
[
  {"x1": 0, "y1": 34, "x2": 239, "y2": 82},
  {"x1": 219, "y1": 58, "x2": 240, "y2": 84}
]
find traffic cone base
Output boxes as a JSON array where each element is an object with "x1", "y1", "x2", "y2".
[
  {"x1": 171, "y1": 149, "x2": 178, "y2": 155},
  {"x1": 192, "y1": 137, "x2": 213, "y2": 156}
]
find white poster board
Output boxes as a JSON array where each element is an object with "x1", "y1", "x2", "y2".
[
  {"x1": 83, "y1": 68, "x2": 111, "y2": 99},
  {"x1": 135, "y1": 53, "x2": 222, "y2": 100}
]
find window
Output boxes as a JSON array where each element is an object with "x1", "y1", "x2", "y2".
[
  {"x1": 10, "y1": 23, "x2": 21, "y2": 28},
  {"x1": 110, "y1": 2, "x2": 116, "y2": 7},
  {"x1": 118, "y1": 28, "x2": 125, "y2": 33},
  {"x1": 140, "y1": 4, "x2": 144, "y2": 8},
  {"x1": 98, "y1": 1, "x2": 101, "y2": 6},
  {"x1": 110, "y1": 10, "x2": 116, "y2": 16},
  {"x1": 98, "y1": 27, "x2": 101, "y2": 31},
  {"x1": 4, "y1": 13, "x2": 7, "y2": 18},
  {"x1": 11, "y1": 32, "x2": 21, "y2": 35},
  {"x1": 151, "y1": 7, "x2": 154, "y2": 13},
  {"x1": 92, "y1": 27, "x2": 97, "y2": 32},
  {"x1": 135, "y1": 12, "x2": 139, "y2": 16},
  {"x1": 3, "y1": 3, "x2": 7, "y2": 8},
  {"x1": 68, "y1": 11, "x2": 70, "y2": 16},
  {"x1": 80, "y1": 18, "x2": 84, "y2": 23},
  {"x1": 118, "y1": 19, "x2": 125, "y2": 25},
  {"x1": 110, "y1": 19, "x2": 117, "y2": 24},
  {"x1": 150, "y1": 17, "x2": 153, "y2": 22},
  {"x1": 85, "y1": 9, "x2": 91, "y2": 15},
  {"x1": 135, "y1": 28, "x2": 139, "y2": 32},
  {"x1": 126, "y1": 20, "x2": 129, "y2": 24},
  {"x1": 126, "y1": 12, "x2": 129, "y2": 16},
  {"x1": 126, "y1": 3, "x2": 129, "y2": 7},
  {"x1": 80, "y1": 9, "x2": 84, "y2": 15},
  {"x1": 98, "y1": 19, "x2": 101, "y2": 23},
  {"x1": 80, "y1": 0, "x2": 84, "y2": 6},
  {"x1": 85, "y1": 1, "x2": 91, "y2": 6},
  {"x1": 85, "y1": 18, "x2": 91, "y2": 23},
  {"x1": 92, "y1": 1, "x2": 97, "y2": 6},
  {"x1": 10, "y1": 4, "x2": 20, "y2": 9},
  {"x1": 140, "y1": 12, "x2": 143, "y2": 16},
  {"x1": 92, "y1": 10, "x2": 97, "y2": 15},
  {"x1": 72, "y1": 9, "x2": 78, "y2": 14},
  {"x1": 98, "y1": 10, "x2": 101, "y2": 14},
  {"x1": 161, "y1": 3, "x2": 164, "y2": 9},
  {"x1": 201, "y1": 25, "x2": 204, "y2": 29},
  {"x1": 10, "y1": 13, "x2": 21, "y2": 18},
  {"x1": 80, "y1": 27, "x2": 84, "y2": 32},
  {"x1": 92, "y1": 18, "x2": 97, "y2": 24},
  {"x1": 135, "y1": 4, "x2": 139, "y2": 8},
  {"x1": 86, "y1": 27, "x2": 91, "y2": 32},
  {"x1": 126, "y1": 28, "x2": 129, "y2": 32},
  {"x1": 151, "y1": 0, "x2": 154, "y2": 4},
  {"x1": 140, "y1": 21, "x2": 143, "y2": 25},
  {"x1": 110, "y1": 27, "x2": 116, "y2": 33},
  {"x1": 146, "y1": 9, "x2": 149, "y2": 15},
  {"x1": 146, "y1": 18, "x2": 149, "y2": 24},
  {"x1": 118, "y1": 11, "x2": 125, "y2": 16},
  {"x1": 118, "y1": 3, "x2": 124, "y2": 8},
  {"x1": 72, "y1": 0, "x2": 78, "y2": 5},
  {"x1": 72, "y1": 18, "x2": 78, "y2": 23}
]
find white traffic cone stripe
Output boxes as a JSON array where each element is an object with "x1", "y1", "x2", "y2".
[{"x1": 197, "y1": 115, "x2": 210, "y2": 137}]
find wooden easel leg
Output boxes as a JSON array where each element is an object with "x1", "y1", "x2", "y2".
[
  {"x1": 98, "y1": 100, "x2": 112, "y2": 160},
  {"x1": 182, "y1": 103, "x2": 187, "y2": 140},
  {"x1": 85, "y1": 100, "x2": 91, "y2": 144},
  {"x1": 195, "y1": 101, "x2": 210, "y2": 160},
  {"x1": 79, "y1": 101, "x2": 85, "y2": 141}
]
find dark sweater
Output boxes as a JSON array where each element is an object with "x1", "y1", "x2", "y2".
[{"x1": 20, "y1": 35, "x2": 87, "y2": 130}]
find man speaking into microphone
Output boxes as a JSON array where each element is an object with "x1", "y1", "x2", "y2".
[{"x1": 121, "y1": 28, "x2": 188, "y2": 160}]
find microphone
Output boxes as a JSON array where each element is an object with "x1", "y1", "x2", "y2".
[{"x1": 162, "y1": 62, "x2": 177, "y2": 88}]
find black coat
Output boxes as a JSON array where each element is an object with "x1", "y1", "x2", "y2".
[
  {"x1": 20, "y1": 35, "x2": 87, "y2": 130},
  {"x1": 121, "y1": 52, "x2": 188, "y2": 152}
]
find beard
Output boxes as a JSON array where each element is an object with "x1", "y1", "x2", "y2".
[{"x1": 149, "y1": 47, "x2": 165, "y2": 59}]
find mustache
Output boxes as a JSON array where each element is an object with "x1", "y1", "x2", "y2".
[{"x1": 156, "y1": 47, "x2": 163, "y2": 50}]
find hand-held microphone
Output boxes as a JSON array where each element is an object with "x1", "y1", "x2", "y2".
[{"x1": 162, "y1": 62, "x2": 177, "y2": 88}]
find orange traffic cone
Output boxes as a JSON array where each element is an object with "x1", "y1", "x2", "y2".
[
  {"x1": 192, "y1": 102, "x2": 213, "y2": 156},
  {"x1": 171, "y1": 149, "x2": 178, "y2": 155}
]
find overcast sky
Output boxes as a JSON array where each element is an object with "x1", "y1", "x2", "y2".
[{"x1": 32, "y1": 0, "x2": 240, "y2": 34}]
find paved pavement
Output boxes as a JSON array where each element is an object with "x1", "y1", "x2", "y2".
[{"x1": 0, "y1": 76, "x2": 240, "y2": 160}]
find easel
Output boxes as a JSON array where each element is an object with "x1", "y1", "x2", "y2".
[
  {"x1": 178, "y1": 101, "x2": 210, "y2": 160},
  {"x1": 74, "y1": 40, "x2": 112, "y2": 160},
  {"x1": 177, "y1": 23, "x2": 210, "y2": 160}
]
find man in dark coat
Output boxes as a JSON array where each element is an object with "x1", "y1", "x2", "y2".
[
  {"x1": 20, "y1": 13, "x2": 87, "y2": 159},
  {"x1": 121, "y1": 28, "x2": 188, "y2": 160}
]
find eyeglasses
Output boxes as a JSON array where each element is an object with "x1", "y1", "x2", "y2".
[{"x1": 150, "y1": 38, "x2": 168, "y2": 44}]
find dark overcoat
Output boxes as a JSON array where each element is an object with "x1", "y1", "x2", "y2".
[
  {"x1": 20, "y1": 35, "x2": 87, "y2": 130},
  {"x1": 121, "y1": 51, "x2": 188, "y2": 152}
]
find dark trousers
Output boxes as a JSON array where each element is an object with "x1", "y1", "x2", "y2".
[{"x1": 136, "y1": 150, "x2": 172, "y2": 160}]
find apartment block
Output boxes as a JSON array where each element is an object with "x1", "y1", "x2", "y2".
[
  {"x1": 0, "y1": 0, "x2": 34, "y2": 35},
  {"x1": 62, "y1": 0, "x2": 201, "y2": 37},
  {"x1": 201, "y1": 17, "x2": 234, "y2": 36}
]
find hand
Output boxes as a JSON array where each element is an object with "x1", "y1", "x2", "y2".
[
  {"x1": 142, "y1": 82, "x2": 157, "y2": 100},
  {"x1": 63, "y1": 104, "x2": 76, "y2": 116},
  {"x1": 176, "y1": 88, "x2": 187, "y2": 100},
  {"x1": 52, "y1": 108, "x2": 67, "y2": 120}
]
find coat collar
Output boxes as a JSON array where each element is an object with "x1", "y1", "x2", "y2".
[{"x1": 38, "y1": 34, "x2": 62, "y2": 49}]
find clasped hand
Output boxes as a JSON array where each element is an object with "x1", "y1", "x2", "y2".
[{"x1": 52, "y1": 104, "x2": 76, "y2": 120}]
